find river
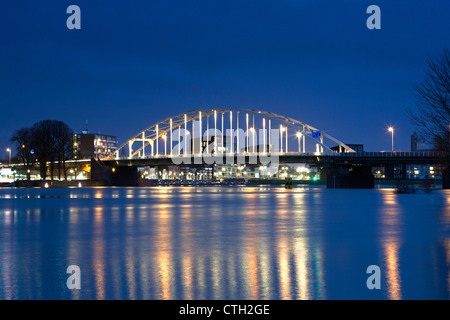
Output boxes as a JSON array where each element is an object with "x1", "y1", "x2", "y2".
[{"x1": 0, "y1": 186, "x2": 449, "y2": 299}]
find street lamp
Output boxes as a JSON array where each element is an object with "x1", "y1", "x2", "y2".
[
  {"x1": 6, "y1": 148, "x2": 11, "y2": 163},
  {"x1": 388, "y1": 126, "x2": 394, "y2": 152}
]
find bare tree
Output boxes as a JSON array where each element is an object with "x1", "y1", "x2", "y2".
[
  {"x1": 31, "y1": 120, "x2": 56, "y2": 180},
  {"x1": 11, "y1": 120, "x2": 74, "y2": 181},
  {"x1": 408, "y1": 49, "x2": 450, "y2": 187},
  {"x1": 408, "y1": 48, "x2": 450, "y2": 152},
  {"x1": 52, "y1": 121, "x2": 74, "y2": 180},
  {"x1": 10, "y1": 127, "x2": 36, "y2": 180}
]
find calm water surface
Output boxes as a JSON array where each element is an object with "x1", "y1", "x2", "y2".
[{"x1": 0, "y1": 186, "x2": 449, "y2": 300}]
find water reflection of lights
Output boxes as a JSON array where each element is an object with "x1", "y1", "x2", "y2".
[
  {"x1": 294, "y1": 192, "x2": 326, "y2": 299},
  {"x1": 245, "y1": 196, "x2": 261, "y2": 300},
  {"x1": 2, "y1": 209, "x2": 13, "y2": 225},
  {"x1": 67, "y1": 207, "x2": 82, "y2": 300},
  {"x1": 274, "y1": 191, "x2": 326, "y2": 299},
  {"x1": 275, "y1": 193, "x2": 292, "y2": 300},
  {"x1": 125, "y1": 237, "x2": 137, "y2": 300},
  {"x1": 93, "y1": 207, "x2": 106, "y2": 300},
  {"x1": 442, "y1": 194, "x2": 450, "y2": 227},
  {"x1": 295, "y1": 244, "x2": 309, "y2": 300},
  {"x1": 379, "y1": 190, "x2": 402, "y2": 300},
  {"x1": 258, "y1": 243, "x2": 271, "y2": 299},
  {"x1": 383, "y1": 191, "x2": 398, "y2": 206},
  {"x1": 182, "y1": 254, "x2": 194, "y2": 299},
  {"x1": 278, "y1": 237, "x2": 292, "y2": 300},
  {"x1": 181, "y1": 204, "x2": 194, "y2": 300},
  {"x1": 0, "y1": 209, "x2": 14, "y2": 299},
  {"x1": 247, "y1": 246, "x2": 260, "y2": 299},
  {"x1": 156, "y1": 203, "x2": 173, "y2": 299},
  {"x1": 212, "y1": 251, "x2": 224, "y2": 299},
  {"x1": 0, "y1": 187, "x2": 333, "y2": 299},
  {"x1": 384, "y1": 241, "x2": 402, "y2": 300},
  {"x1": 443, "y1": 191, "x2": 450, "y2": 293},
  {"x1": 445, "y1": 239, "x2": 450, "y2": 293},
  {"x1": 198, "y1": 255, "x2": 210, "y2": 299}
]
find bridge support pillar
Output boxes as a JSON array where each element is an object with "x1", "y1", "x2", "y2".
[
  {"x1": 384, "y1": 164, "x2": 407, "y2": 180},
  {"x1": 443, "y1": 168, "x2": 450, "y2": 189},
  {"x1": 327, "y1": 165, "x2": 374, "y2": 189},
  {"x1": 91, "y1": 159, "x2": 138, "y2": 186}
]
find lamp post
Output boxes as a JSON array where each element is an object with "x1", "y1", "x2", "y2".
[
  {"x1": 6, "y1": 148, "x2": 11, "y2": 163},
  {"x1": 388, "y1": 126, "x2": 394, "y2": 152}
]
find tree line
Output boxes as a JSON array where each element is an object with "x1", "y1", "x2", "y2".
[
  {"x1": 409, "y1": 48, "x2": 450, "y2": 153},
  {"x1": 10, "y1": 120, "x2": 73, "y2": 180},
  {"x1": 408, "y1": 48, "x2": 449, "y2": 185}
]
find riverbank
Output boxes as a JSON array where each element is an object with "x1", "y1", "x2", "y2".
[
  {"x1": 1, "y1": 180, "x2": 104, "y2": 188},
  {"x1": 1, "y1": 178, "x2": 442, "y2": 188}
]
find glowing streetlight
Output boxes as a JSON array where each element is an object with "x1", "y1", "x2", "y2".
[
  {"x1": 6, "y1": 148, "x2": 11, "y2": 163},
  {"x1": 388, "y1": 126, "x2": 394, "y2": 152}
]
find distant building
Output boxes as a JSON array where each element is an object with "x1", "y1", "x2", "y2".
[
  {"x1": 73, "y1": 131, "x2": 117, "y2": 160},
  {"x1": 331, "y1": 144, "x2": 364, "y2": 153},
  {"x1": 411, "y1": 132, "x2": 427, "y2": 152},
  {"x1": 406, "y1": 164, "x2": 439, "y2": 179}
]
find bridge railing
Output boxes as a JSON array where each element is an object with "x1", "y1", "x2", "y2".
[
  {"x1": 108, "y1": 151, "x2": 443, "y2": 161},
  {"x1": 111, "y1": 151, "x2": 334, "y2": 160},
  {"x1": 334, "y1": 151, "x2": 443, "y2": 157}
]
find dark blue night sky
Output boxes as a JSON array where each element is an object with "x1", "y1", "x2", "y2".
[{"x1": 1, "y1": 0, "x2": 449, "y2": 157}]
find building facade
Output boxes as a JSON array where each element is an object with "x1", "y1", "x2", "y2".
[
  {"x1": 406, "y1": 164, "x2": 439, "y2": 179},
  {"x1": 411, "y1": 132, "x2": 427, "y2": 151},
  {"x1": 73, "y1": 131, "x2": 117, "y2": 160}
]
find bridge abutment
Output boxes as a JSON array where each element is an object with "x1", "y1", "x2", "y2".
[
  {"x1": 326, "y1": 165, "x2": 374, "y2": 189},
  {"x1": 384, "y1": 164, "x2": 407, "y2": 180},
  {"x1": 443, "y1": 168, "x2": 450, "y2": 189},
  {"x1": 91, "y1": 159, "x2": 138, "y2": 186}
]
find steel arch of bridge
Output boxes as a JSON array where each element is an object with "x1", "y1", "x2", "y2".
[{"x1": 109, "y1": 108, "x2": 355, "y2": 159}]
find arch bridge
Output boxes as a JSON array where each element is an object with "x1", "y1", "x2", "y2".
[{"x1": 108, "y1": 108, "x2": 355, "y2": 160}]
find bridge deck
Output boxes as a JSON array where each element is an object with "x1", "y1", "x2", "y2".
[{"x1": 103, "y1": 151, "x2": 443, "y2": 167}]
